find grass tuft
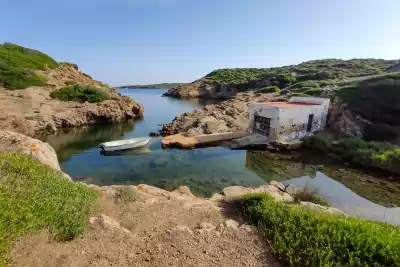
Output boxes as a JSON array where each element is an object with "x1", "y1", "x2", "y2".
[
  {"x1": 0, "y1": 152, "x2": 98, "y2": 264},
  {"x1": 236, "y1": 193, "x2": 400, "y2": 266},
  {"x1": 114, "y1": 187, "x2": 138, "y2": 203}
]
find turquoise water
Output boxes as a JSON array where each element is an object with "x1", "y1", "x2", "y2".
[
  {"x1": 41, "y1": 89, "x2": 400, "y2": 223},
  {"x1": 43, "y1": 89, "x2": 268, "y2": 196}
]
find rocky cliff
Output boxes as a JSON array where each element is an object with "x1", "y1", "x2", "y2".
[{"x1": 0, "y1": 44, "x2": 143, "y2": 137}]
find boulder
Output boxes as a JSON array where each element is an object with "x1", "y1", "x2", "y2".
[
  {"x1": 285, "y1": 184, "x2": 302, "y2": 196},
  {"x1": 0, "y1": 130, "x2": 64, "y2": 173},
  {"x1": 224, "y1": 219, "x2": 239, "y2": 229},
  {"x1": 173, "y1": 186, "x2": 194, "y2": 197},
  {"x1": 222, "y1": 186, "x2": 252, "y2": 199},
  {"x1": 269, "y1": 180, "x2": 286, "y2": 191},
  {"x1": 90, "y1": 214, "x2": 131, "y2": 234}
]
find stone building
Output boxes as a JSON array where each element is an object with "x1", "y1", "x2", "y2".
[{"x1": 248, "y1": 97, "x2": 330, "y2": 142}]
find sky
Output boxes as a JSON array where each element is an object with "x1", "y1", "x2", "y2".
[{"x1": 1, "y1": 0, "x2": 399, "y2": 86}]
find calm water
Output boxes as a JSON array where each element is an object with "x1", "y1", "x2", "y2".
[{"x1": 42, "y1": 89, "x2": 400, "y2": 224}]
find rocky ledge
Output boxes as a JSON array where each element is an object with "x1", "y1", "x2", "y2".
[
  {"x1": 160, "y1": 91, "x2": 277, "y2": 136},
  {"x1": 0, "y1": 63, "x2": 144, "y2": 137}
]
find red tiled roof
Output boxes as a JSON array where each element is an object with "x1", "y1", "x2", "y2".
[{"x1": 263, "y1": 102, "x2": 318, "y2": 107}]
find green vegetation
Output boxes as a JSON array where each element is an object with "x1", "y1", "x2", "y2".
[
  {"x1": 0, "y1": 43, "x2": 58, "y2": 89},
  {"x1": 236, "y1": 193, "x2": 400, "y2": 266},
  {"x1": 201, "y1": 59, "x2": 395, "y2": 95},
  {"x1": 258, "y1": 86, "x2": 280, "y2": 93},
  {"x1": 0, "y1": 152, "x2": 98, "y2": 264},
  {"x1": 120, "y1": 83, "x2": 187, "y2": 89},
  {"x1": 292, "y1": 190, "x2": 330, "y2": 206},
  {"x1": 304, "y1": 134, "x2": 400, "y2": 175},
  {"x1": 114, "y1": 187, "x2": 138, "y2": 203},
  {"x1": 50, "y1": 84, "x2": 110, "y2": 103}
]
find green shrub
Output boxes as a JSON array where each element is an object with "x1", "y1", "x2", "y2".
[
  {"x1": 259, "y1": 86, "x2": 281, "y2": 93},
  {"x1": 236, "y1": 193, "x2": 400, "y2": 266},
  {"x1": 302, "y1": 88, "x2": 324, "y2": 96},
  {"x1": 291, "y1": 92, "x2": 309, "y2": 97},
  {"x1": 50, "y1": 84, "x2": 110, "y2": 103},
  {"x1": 115, "y1": 187, "x2": 138, "y2": 203},
  {"x1": 0, "y1": 152, "x2": 98, "y2": 264},
  {"x1": 292, "y1": 190, "x2": 330, "y2": 206},
  {"x1": 303, "y1": 134, "x2": 333, "y2": 152}
]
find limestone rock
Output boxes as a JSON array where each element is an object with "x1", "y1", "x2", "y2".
[
  {"x1": 269, "y1": 181, "x2": 286, "y2": 191},
  {"x1": 224, "y1": 219, "x2": 239, "y2": 229},
  {"x1": 300, "y1": 202, "x2": 347, "y2": 217},
  {"x1": 90, "y1": 214, "x2": 131, "y2": 234},
  {"x1": 222, "y1": 186, "x2": 252, "y2": 199},
  {"x1": 171, "y1": 225, "x2": 194, "y2": 235},
  {"x1": 209, "y1": 193, "x2": 225, "y2": 202},
  {"x1": 198, "y1": 222, "x2": 215, "y2": 232},
  {"x1": 173, "y1": 186, "x2": 194, "y2": 197},
  {"x1": 239, "y1": 224, "x2": 256, "y2": 233},
  {"x1": 0, "y1": 63, "x2": 144, "y2": 136},
  {"x1": 0, "y1": 130, "x2": 67, "y2": 176},
  {"x1": 285, "y1": 184, "x2": 302, "y2": 196}
]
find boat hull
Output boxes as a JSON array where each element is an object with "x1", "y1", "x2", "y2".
[{"x1": 99, "y1": 138, "x2": 151, "y2": 152}]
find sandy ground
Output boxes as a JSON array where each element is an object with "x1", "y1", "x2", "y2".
[{"x1": 9, "y1": 185, "x2": 282, "y2": 267}]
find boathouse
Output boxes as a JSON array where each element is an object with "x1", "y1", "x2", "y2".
[{"x1": 248, "y1": 97, "x2": 330, "y2": 142}]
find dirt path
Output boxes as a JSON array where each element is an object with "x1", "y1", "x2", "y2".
[{"x1": 10, "y1": 185, "x2": 281, "y2": 267}]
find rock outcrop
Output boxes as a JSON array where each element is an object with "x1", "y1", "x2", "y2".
[
  {"x1": 0, "y1": 63, "x2": 143, "y2": 136},
  {"x1": 0, "y1": 130, "x2": 70, "y2": 179},
  {"x1": 161, "y1": 91, "x2": 277, "y2": 136}
]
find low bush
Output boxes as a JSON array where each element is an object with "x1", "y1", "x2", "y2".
[
  {"x1": 50, "y1": 84, "x2": 110, "y2": 103},
  {"x1": 236, "y1": 193, "x2": 400, "y2": 266},
  {"x1": 0, "y1": 152, "x2": 98, "y2": 264},
  {"x1": 303, "y1": 134, "x2": 333, "y2": 152},
  {"x1": 259, "y1": 86, "x2": 281, "y2": 93},
  {"x1": 302, "y1": 87, "x2": 324, "y2": 96}
]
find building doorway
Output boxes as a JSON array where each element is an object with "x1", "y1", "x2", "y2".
[
  {"x1": 253, "y1": 115, "x2": 271, "y2": 137},
  {"x1": 307, "y1": 114, "x2": 314, "y2": 132}
]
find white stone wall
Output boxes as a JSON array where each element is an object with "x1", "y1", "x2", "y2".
[
  {"x1": 248, "y1": 104, "x2": 279, "y2": 141},
  {"x1": 277, "y1": 105, "x2": 328, "y2": 141}
]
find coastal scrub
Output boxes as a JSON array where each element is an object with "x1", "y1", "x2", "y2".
[
  {"x1": 304, "y1": 134, "x2": 400, "y2": 175},
  {"x1": 236, "y1": 193, "x2": 400, "y2": 266},
  {"x1": 0, "y1": 43, "x2": 58, "y2": 89},
  {"x1": 50, "y1": 84, "x2": 110, "y2": 103},
  {"x1": 0, "y1": 152, "x2": 98, "y2": 265}
]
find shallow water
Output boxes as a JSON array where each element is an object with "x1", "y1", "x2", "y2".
[{"x1": 41, "y1": 89, "x2": 400, "y2": 224}]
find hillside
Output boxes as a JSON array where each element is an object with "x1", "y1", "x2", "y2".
[
  {"x1": 164, "y1": 59, "x2": 396, "y2": 99},
  {"x1": 0, "y1": 43, "x2": 143, "y2": 137},
  {"x1": 119, "y1": 83, "x2": 187, "y2": 89},
  {"x1": 162, "y1": 71, "x2": 400, "y2": 143}
]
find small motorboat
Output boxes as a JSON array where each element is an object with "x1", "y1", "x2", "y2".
[{"x1": 99, "y1": 137, "x2": 151, "y2": 152}]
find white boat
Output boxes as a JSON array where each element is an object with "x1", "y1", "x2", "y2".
[{"x1": 99, "y1": 137, "x2": 151, "y2": 152}]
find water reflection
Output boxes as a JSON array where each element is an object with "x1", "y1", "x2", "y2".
[
  {"x1": 41, "y1": 120, "x2": 135, "y2": 162},
  {"x1": 284, "y1": 172, "x2": 400, "y2": 225}
]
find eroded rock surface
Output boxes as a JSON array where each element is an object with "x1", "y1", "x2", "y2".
[
  {"x1": 0, "y1": 63, "x2": 143, "y2": 137},
  {"x1": 161, "y1": 91, "x2": 277, "y2": 136}
]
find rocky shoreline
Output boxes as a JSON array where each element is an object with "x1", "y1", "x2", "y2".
[{"x1": 0, "y1": 63, "x2": 144, "y2": 137}]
